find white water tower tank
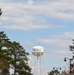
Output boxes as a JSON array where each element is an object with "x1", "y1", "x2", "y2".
[{"x1": 32, "y1": 46, "x2": 44, "y2": 57}]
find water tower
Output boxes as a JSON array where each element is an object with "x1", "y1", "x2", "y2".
[{"x1": 32, "y1": 45, "x2": 44, "y2": 75}]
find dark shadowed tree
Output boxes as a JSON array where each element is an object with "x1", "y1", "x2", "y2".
[
  {"x1": 0, "y1": 31, "x2": 12, "y2": 75},
  {"x1": 48, "y1": 69, "x2": 59, "y2": 75}
]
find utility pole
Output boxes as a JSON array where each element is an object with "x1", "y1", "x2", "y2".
[{"x1": 64, "y1": 57, "x2": 74, "y2": 75}]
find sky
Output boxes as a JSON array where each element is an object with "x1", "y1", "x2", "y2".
[{"x1": 0, "y1": 0, "x2": 74, "y2": 74}]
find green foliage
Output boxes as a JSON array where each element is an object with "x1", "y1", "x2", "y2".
[
  {"x1": 0, "y1": 31, "x2": 32, "y2": 75},
  {"x1": 10, "y1": 41, "x2": 32, "y2": 75},
  {"x1": 48, "y1": 70, "x2": 59, "y2": 75},
  {"x1": 0, "y1": 31, "x2": 11, "y2": 75}
]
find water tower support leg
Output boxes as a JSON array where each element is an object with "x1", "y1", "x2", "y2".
[
  {"x1": 37, "y1": 57, "x2": 39, "y2": 75},
  {"x1": 40, "y1": 56, "x2": 42, "y2": 75}
]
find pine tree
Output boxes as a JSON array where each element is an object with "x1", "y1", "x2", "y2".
[
  {"x1": 10, "y1": 41, "x2": 32, "y2": 75},
  {"x1": 48, "y1": 69, "x2": 59, "y2": 75},
  {"x1": 0, "y1": 31, "x2": 32, "y2": 75},
  {"x1": 0, "y1": 31, "x2": 12, "y2": 75}
]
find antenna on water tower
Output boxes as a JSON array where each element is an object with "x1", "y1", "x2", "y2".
[{"x1": 32, "y1": 45, "x2": 44, "y2": 75}]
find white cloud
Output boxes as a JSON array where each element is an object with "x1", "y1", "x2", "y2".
[
  {"x1": 48, "y1": 49, "x2": 72, "y2": 58},
  {"x1": 38, "y1": 32, "x2": 74, "y2": 45},
  {"x1": 2, "y1": 24, "x2": 52, "y2": 31},
  {"x1": 28, "y1": 0, "x2": 34, "y2": 5},
  {"x1": 0, "y1": 0, "x2": 74, "y2": 30},
  {"x1": 37, "y1": 32, "x2": 74, "y2": 58}
]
